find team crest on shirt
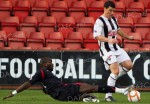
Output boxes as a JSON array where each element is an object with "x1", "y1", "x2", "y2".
[{"x1": 107, "y1": 55, "x2": 112, "y2": 61}]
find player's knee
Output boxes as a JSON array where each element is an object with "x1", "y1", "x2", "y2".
[
  {"x1": 126, "y1": 63, "x2": 133, "y2": 70},
  {"x1": 112, "y1": 69, "x2": 119, "y2": 75},
  {"x1": 114, "y1": 71, "x2": 119, "y2": 76}
]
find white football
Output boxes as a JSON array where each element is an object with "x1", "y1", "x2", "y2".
[{"x1": 128, "y1": 90, "x2": 140, "y2": 102}]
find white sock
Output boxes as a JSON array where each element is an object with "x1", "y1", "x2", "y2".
[
  {"x1": 107, "y1": 73, "x2": 118, "y2": 86},
  {"x1": 106, "y1": 73, "x2": 118, "y2": 98},
  {"x1": 115, "y1": 87, "x2": 124, "y2": 94}
]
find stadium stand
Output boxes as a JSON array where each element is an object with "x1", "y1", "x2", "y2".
[
  {"x1": 65, "y1": 32, "x2": 83, "y2": 50},
  {"x1": 126, "y1": 1, "x2": 145, "y2": 23},
  {"x1": 83, "y1": 33, "x2": 99, "y2": 50},
  {"x1": 134, "y1": 24, "x2": 150, "y2": 39},
  {"x1": 39, "y1": 16, "x2": 57, "y2": 38},
  {"x1": 1, "y1": 16, "x2": 20, "y2": 34},
  {"x1": 20, "y1": 16, "x2": 38, "y2": 38},
  {"x1": 0, "y1": 0, "x2": 12, "y2": 22},
  {"x1": 51, "y1": 0, "x2": 68, "y2": 22},
  {"x1": 143, "y1": 32, "x2": 150, "y2": 48},
  {"x1": 27, "y1": 32, "x2": 45, "y2": 49},
  {"x1": 88, "y1": 0, "x2": 104, "y2": 20},
  {"x1": 76, "y1": 17, "x2": 95, "y2": 39},
  {"x1": 0, "y1": 30, "x2": 7, "y2": 47},
  {"x1": 13, "y1": 0, "x2": 31, "y2": 21},
  {"x1": 58, "y1": 16, "x2": 76, "y2": 39},
  {"x1": 114, "y1": 0, "x2": 125, "y2": 19},
  {"x1": 69, "y1": 0, "x2": 87, "y2": 22},
  {"x1": 32, "y1": 0, "x2": 50, "y2": 22},
  {"x1": 118, "y1": 0, "x2": 135, "y2": 8},
  {"x1": 124, "y1": 32, "x2": 142, "y2": 49},
  {"x1": 8, "y1": 31, "x2": 26, "y2": 49},
  {"x1": 46, "y1": 32, "x2": 64, "y2": 50},
  {"x1": 146, "y1": 2, "x2": 150, "y2": 17},
  {"x1": 118, "y1": 17, "x2": 134, "y2": 34},
  {"x1": 139, "y1": 0, "x2": 150, "y2": 7},
  {"x1": 0, "y1": 0, "x2": 149, "y2": 51}
]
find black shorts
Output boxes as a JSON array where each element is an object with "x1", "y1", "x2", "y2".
[{"x1": 56, "y1": 83, "x2": 81, "y2": 101}]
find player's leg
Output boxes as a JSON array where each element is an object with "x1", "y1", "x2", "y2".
[
  {"x1": 104, "y1": 55, "x2": 119, "y2": 101},
  {"x1": 79, "y1": 83, "x2": 133, "y2": 95},
  {"x1": 117, "y1": 49, "x2": 133, "y2": 78},
  {"x1": 120, "y1": 60, "x2": 133, "y2": 71}
]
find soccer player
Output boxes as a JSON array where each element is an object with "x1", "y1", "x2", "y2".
[
  {"x1": 3, "y1": 57, "x2": 133, "y2": 102},
  {"x1": 93, "y1": 0, "x2": 134, "y2": 102}
]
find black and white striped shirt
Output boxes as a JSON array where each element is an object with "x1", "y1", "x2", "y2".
[{"x1": 93, "y1": 15, "x2": 120, "y2": 56}]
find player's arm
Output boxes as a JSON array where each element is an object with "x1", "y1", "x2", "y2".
[
  {"x1": 117, "y1": 29, "x2": 134, "y2": 40},
  {"x1": 3, "y1": 81, "x2": 31, "y2": 100},
  {"x1": 3, "y1": 70, "x2": 42, "y2": 100}
]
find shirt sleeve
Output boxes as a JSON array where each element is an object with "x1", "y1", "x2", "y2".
[
  {"x1": 28, "y1": 70, "x2": 42, "y2": 85},
  {"x1": 93, "y1": 19, "x2": 104, "y2": 38}
]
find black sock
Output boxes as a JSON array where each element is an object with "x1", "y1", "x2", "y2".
[{"x1": 98, "y1": 85, "x2": 115, "y2": 93}]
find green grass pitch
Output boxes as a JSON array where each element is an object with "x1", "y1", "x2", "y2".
[{"x1": 0, "y1": 90, "x2": 149, "y2": 104}]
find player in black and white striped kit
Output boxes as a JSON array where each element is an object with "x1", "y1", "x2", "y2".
[{"x1": 94, "y1": 0, "x2": 134, "y2": 102}]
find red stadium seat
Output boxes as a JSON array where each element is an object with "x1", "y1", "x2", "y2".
[
  {"x1": 118, "y1": 17, "x2": 134, "y2": 25},
  {"x1": 146, "y1": 2, "x2": 150, "y2": 15},
  {"x1": 8, "y1": 0, "x2": 18, "y2": 6},
  {"x1": 39, "y1": 16, "x2": 57, "y2": 38},
  {"x1": 65, "y1": 32, "x2": 83, "y2": 50},
  {"x1": 139, "y1": 0, "x2": 150, "y2": 8},
  {"x1": 136, "y1": 17, "x2": 150, "y2": 24},
  {"x1": 0, "y1": 31, "x2": 7, "y2": 47},
  {"x1": 147, "y1": 2, "x2": 150, "y2": 17},
  {"x1": 114, "y1": 1, "x2": 125, "y2": 20},
  {"x1": 88, "y1": 0, "x2": 104, "y2": 20},
  {"x1": 119, "y1": 0, "x2": 134, "y2": 8},
  {"x1": 85, "y1": 0, "x2": 96, "y2": 7},
  {"x1": 1, "y1": 16, "x2": 20, "y2": 34},
  {"x1": 0, "y1": 0, "x2": 12, "y2": 22},
  {"x1": 8, "y1": 31, "x2": 26, "y2": 49},
  {"x1": 20, "y1": 16, "x2": 38, "y2": 38},
  {"x1": 32, "y1": 0, "x2": 50, "y2": 22},
  {"x1": 65, "y1": 0, "x2": 77, "y2": 7},
  {"x1": 124, "y1": 32, "x2": 142, "y2": 49},
  {"x1": 51, "y1": 0, "x2": 68, "y2": 22},
  {"x1": 58, "y1": 16, "x2": 76, "y2": 38},
  {"x1": 120, "y1": 26, "x2": 133, "y2": 34},
  {"x1": 126, "y1": 1, "x2": 145, "y2": 23},
  {"x1": 46, "y1": 32, "x2": 64, "y2": 50},
  {"x1": 29, "y1": 0, "x2": 36, "y2": 6},
  {"x1": 83, "y1": 33, "x2": 99, "y2": 50},
  {"x1": 115, "y1": 0, "x2": 125, "y2": 12},
  {"x1": 118, "y1": 17, "x2": 134, "y2": 34},
  {"x1": 76, "y1": 17, "x2": 95, "y2": 39},
  {"x1": 134, "y1": 24, "x2": 150, "y2": 39},
  {"x1": 143, "y1": 33, "x2": 150, "y2": 48},
  {"x1": 69, "y1": 0, "x2": 87, "y2": 22},
  {"x1": 14, "y1": 0, "x2": 31, "y2": 21},
  {"x1": 27, "y1": 32, "x2": 45, "y2": 49}
]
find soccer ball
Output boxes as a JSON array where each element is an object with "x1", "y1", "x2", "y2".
[{"x1": 128, "y1": 90, "x2": 140, "y2": 102}]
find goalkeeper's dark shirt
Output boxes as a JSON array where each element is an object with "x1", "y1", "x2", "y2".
[{"x1": 28, "y1": 69, "x2": 63, "y2": 98}]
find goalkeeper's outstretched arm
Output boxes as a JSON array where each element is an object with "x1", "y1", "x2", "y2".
[{"x1": 3, "y1": 81, "x2": 31, "y2": 100}]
